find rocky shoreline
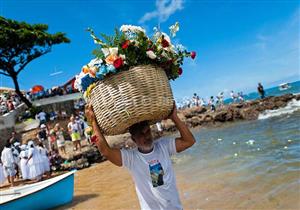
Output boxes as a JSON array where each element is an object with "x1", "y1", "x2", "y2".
[{"x1": 160, "y1": 93, "x2": 300, "y2": 132}]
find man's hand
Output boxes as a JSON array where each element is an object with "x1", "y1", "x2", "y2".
[
  {"x1": 85, "y1": 104, "x2": 96, "y2": 124},
  {"x1": 167, "y1": 102, "x2": 178, "y2": 121}
]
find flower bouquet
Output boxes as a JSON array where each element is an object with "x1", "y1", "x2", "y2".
[{"x1": 75, "y1": 22, "x2": 196, "y2": 135}]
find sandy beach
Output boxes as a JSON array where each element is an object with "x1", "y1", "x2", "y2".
[{"x1": 55, "y1": 161, "x2": 139, "y2": 210}]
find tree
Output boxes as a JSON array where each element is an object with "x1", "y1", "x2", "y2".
[{"x1": 0, "y1": 16, "x2": 70, "y2": 107}]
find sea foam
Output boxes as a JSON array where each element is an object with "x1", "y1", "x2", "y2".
[{"x1": 258, "y1": 99, "x2": 300, "y2": 120}]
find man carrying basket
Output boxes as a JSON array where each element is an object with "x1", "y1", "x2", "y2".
[{"x1": 86, "y1": 104, "x2": 195, "y2": 210}]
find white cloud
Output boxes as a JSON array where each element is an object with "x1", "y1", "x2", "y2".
[{"x1": 139, "y1": 0, "x2": 184, "y2": 24}]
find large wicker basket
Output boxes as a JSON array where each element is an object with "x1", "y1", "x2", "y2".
[{"x1": 88, "y1": 65, "x2": 174, "y2": 135}]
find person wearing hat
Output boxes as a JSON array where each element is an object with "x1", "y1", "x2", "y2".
[
  {"x1": 1, "y1": 142, "x2": 16, "y2": 186},
  {"x1": 37, "y1": 124, "x2": 50, "y2": 150},
  {"x1": 26, "y1": 141, "x2": 43, "y2": 181},
  {"x1": 19, "y1": 145, "x2": 29, "y2": 180}
]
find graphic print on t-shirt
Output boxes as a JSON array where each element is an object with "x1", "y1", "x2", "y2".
[{"x1": 148, "y1": 160, "x2": 164, "y2": 187}]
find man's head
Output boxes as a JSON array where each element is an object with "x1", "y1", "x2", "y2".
[
  {"x1": 129, "y1": 121, "x2": 153, "y2": 153},
  {"x1": 40, "y1": 124, "x2": 46, "y2": 130},
  {"x1": 11, "y1": 131, "x2": 16, "y2": 137},
  {"x1": 70, "y1": 116, "x2": 75, "y2": 122}
]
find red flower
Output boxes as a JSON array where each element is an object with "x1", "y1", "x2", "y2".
[
  {"x1": 122, "y1": 40, "x2": 130, "y2": 49},
  {"x1": 178, "y1": 67, "x2": 183, "y2": 75},
  {"x1": 91, "y1": 135, "x2": 98, "y2": 144},
  {"x1": 161, "y1": 39, "x2": 169, "y2": 48},
  {"x1": 191, "y1": 51, "x2": 196, "y2": 59},
  {"x1": 113, "y1": 57, "x2": 124, "y2": 69}
]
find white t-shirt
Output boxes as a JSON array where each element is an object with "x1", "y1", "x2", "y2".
[
  {"x1": 68, "y1": 122, "x2": 80, "y2": 134},
  {"x1": 121, "y1": 139, "x2": 182, "y2": 210},
  {"x1": 37, "y1": 112, "x2": 47, "y2": 121}
]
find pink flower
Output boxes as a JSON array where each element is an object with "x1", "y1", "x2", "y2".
[
  {"x1": 178, "y1": 67, "x2": 183, "y2": 75},
  {"x1": 191, "y1": 51, "x2": 196, "y2": 59}
]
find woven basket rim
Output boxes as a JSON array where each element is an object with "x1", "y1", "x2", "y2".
[{"x1": 88, "y1": 64, "x2": 164, "y2": 100}]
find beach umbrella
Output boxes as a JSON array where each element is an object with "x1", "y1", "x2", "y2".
[{"x1": 31, "y1": 85, "x2": 44, "y2": 94}]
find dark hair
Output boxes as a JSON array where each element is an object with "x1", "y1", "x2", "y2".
[
  {"x1": 5, "y1": 141, "x2": 11, "y2": 148},
  {"x1": 128, "y1": 121, "x2": 149, "y2": 136}
]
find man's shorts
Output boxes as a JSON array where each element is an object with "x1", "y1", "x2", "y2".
[{"x1": 71, "y1": 132, "x2": 81, "y2": 141}]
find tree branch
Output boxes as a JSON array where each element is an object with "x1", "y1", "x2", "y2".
[
  {"x1": 16, "y1": 48, "x2": 50, "y2": 75},
  {"x1": 0, "y1": 71, "x2": 10, "y2": 77}
]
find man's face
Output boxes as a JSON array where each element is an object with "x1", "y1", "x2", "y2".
[{"x1": 132, "y1": 125, "x2": 153, "y2": 152}]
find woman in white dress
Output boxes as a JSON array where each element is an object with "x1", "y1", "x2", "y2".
[
  {"x1": 19, "y1": 145, "x2": 30, "y2": 180},
  {"x1": 26, "y1": 141, "x2": 43, "y2": 181},
  {"x1": 37, "y1": 143, "x2": 50, "y2": 177},
  {"x1": 0, "y1": 163, "x2": 5, "y2": 184}
]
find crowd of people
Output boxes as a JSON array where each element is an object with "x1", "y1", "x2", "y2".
[
  {"x1": 178, "y1": 83, "x2": 266, "y2": 112},
  {"x1": 0, "y1": 139, "x2": 52, "y2": 187},
  {"x1": 0, "y1": 93, "x2": 22, "y2": 115},
  {"x1": 26, "y1": 86, "x2": 78, "y2": 102},
  {"x1": 0, "y1": 109, "x2": 93, "y2": 187}
]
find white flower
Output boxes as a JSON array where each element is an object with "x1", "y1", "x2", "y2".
[
  {"x1": 175, "y1": 44, "x2": 186, "y2": 51},
  {"x1": 101, "y1": 47, "x2": 118, "y2": 57},
  {"x1": 74, "y1": 72, "x2": 85, "y2": 91},
  {"x1": 146, "y1": 50, "x2": 157, "y2": 59},
  {"x1": 88, "y1": 58, "x2": 103, "y2": 67},
  {"x1": 119, "y1": 54, "x2": 126, "y2": 60},
  {"x1": 101, "y1": 48, "x2": 110, "y2": 57},
  {"x1": 120, "y1": 25, "x2": 146, "y2": 34},
  {"x1": 109, "y1": 47, "x2": 118, "y2": 56},
  {"x1": 169, "y1": 22, "x2": 179, "y2": 37}
]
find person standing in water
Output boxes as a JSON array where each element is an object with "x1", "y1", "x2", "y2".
[
  {"x1": 85, "y1": 103, "x2": 195, "y2": 210},
  {"x1": 257, "y1": 83, "x2": 265, "y2": 99}
]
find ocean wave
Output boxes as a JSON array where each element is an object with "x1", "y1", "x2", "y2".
[{"x1": 258, "y1": 99, "x2": 300, "y2": 120}]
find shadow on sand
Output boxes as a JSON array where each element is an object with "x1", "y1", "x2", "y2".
[{"x1": 54, "y1": 193, "x2": 99, "y2": 209}]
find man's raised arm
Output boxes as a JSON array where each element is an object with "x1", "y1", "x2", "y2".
[
  {"x1": 169, "y1": 105, "x2": 196, "y2": 153},
  {"x1": 86, "y1": 105, "x2": 122, "y2": 166}
]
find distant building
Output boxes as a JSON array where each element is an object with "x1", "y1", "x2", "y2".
[{"x1": 0, "y1": 87, "x2": 25, "y2": 94}]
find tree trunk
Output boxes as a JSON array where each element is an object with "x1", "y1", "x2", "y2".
[{"x1": 11, "y1": 74, "x2": 32, "y2": 108}]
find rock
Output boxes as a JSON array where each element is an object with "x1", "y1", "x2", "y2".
[
  {"x1": 213, "y1": 111, "x2": 228, "y2": 122},
  {"x1": 240, "y1": 108, "x2": 259, "y2": 120},
  {"x1": 186, "y1": 116, "x2": 202, "y2": 127},
  {"x1": 183, "y1": 106, "x2": 207, "y2": 118}
]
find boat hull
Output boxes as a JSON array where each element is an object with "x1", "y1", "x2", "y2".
[{"x1": 0, "y1": 172, "x2": 74, "y2": 210}]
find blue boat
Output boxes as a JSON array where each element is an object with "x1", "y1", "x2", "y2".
[{"x1": 0, "y1": 170, "x2": 76, "y2": 210}]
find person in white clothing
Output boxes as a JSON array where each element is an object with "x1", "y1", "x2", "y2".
[
  {"x1": 37, "y1": 143, "x2": 50, "y2": 177},
  {"x1": 26, "y1": 141, "x2": 43, "y2": 181},
  {"x1": 86, "y1": 103, "x2": 196, "y2": 210},
  {"x1": 0, "y1": 162, "x2": 5, "y2": 185},
  {"x1": 1, "y1": 142, "x2": 16, "y2": 186},
  {"x1": 19, "y1": 145, "x2": 30, "y2": 180},
  {"x1": 68, "y1": 116, "x2": 82, "y2": 151}
]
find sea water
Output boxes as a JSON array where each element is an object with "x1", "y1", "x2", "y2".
[{"x1": 166, "y1": 92, "x2": 300, "y2": 209}]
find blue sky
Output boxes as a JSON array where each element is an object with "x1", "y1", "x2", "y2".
[{"x1": 0, "y1": 0, "x2": 299, "y2": 100}]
